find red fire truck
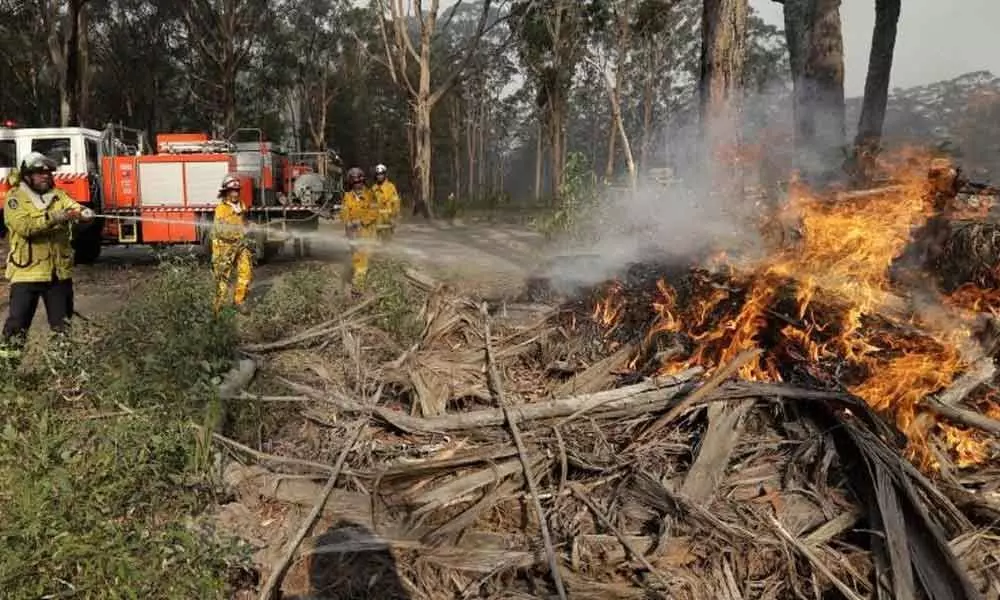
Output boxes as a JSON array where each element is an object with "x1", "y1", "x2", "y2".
[{"x1": 0, "y1": 123, "x2": 343, "y2": 264}]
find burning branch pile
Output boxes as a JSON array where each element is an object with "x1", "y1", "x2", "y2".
[{"x1": 219, "y1": 161, "x2": 1000, "y2": 599}]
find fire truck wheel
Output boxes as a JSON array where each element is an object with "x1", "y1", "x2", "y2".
[
  {"x1": 256, "y1": 242, "x2": 281, "y2": 264},
  {"x1": 73, "y1": 232, "x2": 103, "y2": 265}
]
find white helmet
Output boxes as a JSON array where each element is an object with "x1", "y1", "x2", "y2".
[
  {"x1": 374, "y1": 164, "x2": 387, "y2": 175},
  {"x1": 20, "y1": 151, "x2": 57, "y2": 174}
]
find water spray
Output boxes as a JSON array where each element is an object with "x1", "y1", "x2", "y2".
[{"x1": 81, "y1": 210, "x2": 428, "y2": 259}]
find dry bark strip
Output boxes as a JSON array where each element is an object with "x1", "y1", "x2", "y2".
[
  {"x1": 373, "y1": 367, "x2": 703, "y2": 434},
  {"x1": 552, "y1": 342, "x2": 638, "y2": 397},
  {"x1": 680, "y1": 399, "x2": 753, "y2": 503},
  {"x1": 224, "y1": 463, "x2": 374, "y2": 527}
]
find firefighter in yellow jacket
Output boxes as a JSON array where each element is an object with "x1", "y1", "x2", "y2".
[
  {"x1": 212, "y1": 174, "x2": 253, "y2": 313},
  {"x1": 340, "y1": 167, "x2": 379, "y2": 292},
  {"x1": 371, "y1": 163, "x2": 401, "y2": 241},
  {"x1": 0, "y1": 152, "x2": 95, "y2": 364}
]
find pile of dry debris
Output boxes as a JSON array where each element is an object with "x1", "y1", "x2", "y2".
[{"x1": 214, "y1": 255, "x2": 1000, "y2": 600}]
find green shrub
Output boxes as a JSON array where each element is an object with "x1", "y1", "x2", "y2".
[
  {"x1": 46, "y1": 256, "x2": 239, "y2": 411},
  {"x1": 244, "y1": 264, "x2": 344, "y2": 342},
  {"x1": 0, "y1": 414, "x2": 246, "y2": 599},
  {"x1": 531, "y1": 151, "x2": 602, "y2": 241},
  {"x1": 367, "y1": 259, "x2": 424, "y2": 343},
  {"x1": 0, "y1": 258, "x2": 250, "y2": 599}
]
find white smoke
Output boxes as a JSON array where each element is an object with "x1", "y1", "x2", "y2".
[{"x1": 538, "y1": 82, "x2": 794, "y2": 294}]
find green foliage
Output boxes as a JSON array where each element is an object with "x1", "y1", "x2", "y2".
[
  {"x1": 0, "y1": 415, "x2": 247, "y2": 599},
  {"x1": 244, "y1": 264, "x2": 345, "y2": 342},
  {"x1": 0, "y1": 258, "x2": 250, "y2": 599},
  {"x1": 531, "y1": 151, "x2": 601, "y2": 240},
  {"x1": 63, "y1": 257, "x2": 238, "y2": 411},
  {"x1": 366, "y1": 259, "x2": 424, "y2": 343}
]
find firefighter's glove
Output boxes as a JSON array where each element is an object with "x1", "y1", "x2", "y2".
[
  {"x1": 79, "y1": 208, "x2": 95, "y2": 222},
  {"x1": 49, "y1": 209, "x2": 72, "y2": 224}
]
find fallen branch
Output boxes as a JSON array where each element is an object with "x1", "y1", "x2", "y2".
[
  {"x1": 241, "y1": 297, "x2": 377, "y2": 352},
  {"x1": 938, "y1": 357, "x2": 996, "y2": 408},
  {"x1": 482, "y1": 303, "x2": 568, "y2": 600},
  {"x1": 912, "y1": 356, "x2": 996, "y2": 435},
  {"x1": 768, "y1": 514, "x2": 866, "y2": 600},
  {"x1": 258, "y1": 419, "x2": 366, "y2": 600},
  {"x1": 926, "y1": 400, "x2": 1000, "y2": 435},
  {"x1": 374, "y1": 367, "x2": 702, "y2": 434},
  {"x1": 833, "y1": 184, "x2": 908, "y2": 202},
  {"x1": 198, "y1": 426, "x2": 362, "y2": 478}
]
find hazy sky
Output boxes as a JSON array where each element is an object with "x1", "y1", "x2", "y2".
[{"x1": 750, "y1": 0, "x2": 1000, "y2": 96}]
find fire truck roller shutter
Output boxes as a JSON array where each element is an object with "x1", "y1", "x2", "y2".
[
  {"x1": 185, "y1": 161, "x2": 232, "y2": 206},
  {"x1": 139, "y1": 162, "x2": 185, "y2": 206}
]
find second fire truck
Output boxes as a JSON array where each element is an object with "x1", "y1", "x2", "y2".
[{"x1": 0, "y1": 123, "x2": 344, "y2": 263}]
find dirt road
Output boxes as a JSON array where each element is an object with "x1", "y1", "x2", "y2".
[{"x1": 49, "y1": 219, "x2": 546, "y2": 320}]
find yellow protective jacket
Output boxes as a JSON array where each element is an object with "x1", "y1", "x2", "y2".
[
  {"x1": 340, "y1": 188, "x2": 380, "y2": 232},
  {"x1": 371, "y1": 180, "x2": 401, "y2": 223},
  {"x1": 3, "y1": 182, "x2": 84, "y2": 283},
  {"x1": 212, "y1": 200, "x2": 248, "y2": 244}
]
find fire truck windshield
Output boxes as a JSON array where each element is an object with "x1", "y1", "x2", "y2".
[{"x1": 31, "y1": 138, "x2": 72, "y2": 167}]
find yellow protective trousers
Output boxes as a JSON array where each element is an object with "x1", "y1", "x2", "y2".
[
  {"x1": 349, "y1": 227, "x2": 376, "y2": 290},
  {"x1": 212, "y1": 240, "x2": 253, "y2": 311}
]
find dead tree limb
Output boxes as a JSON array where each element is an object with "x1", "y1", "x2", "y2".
[
  {"x1": 482, "y1": 303, "x2": 568, "y2": 600},
  {"x1": 258, "y1": 420, "x2": 366, "y2": 600},
  {"x1": 374, "y1": 367, "x2": 703, "y2": 433}
]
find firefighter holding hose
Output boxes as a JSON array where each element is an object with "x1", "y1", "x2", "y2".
[
  {"x1": 0, "y1": 152, "x2": 94, "y2": 366},
  {"x1": 340, "y1": 167, "x2": 379, "y2": 293},
  {"x1": 212, "y1": 174, "x2": 254, "y2": 313},
  {"x1": 371, "y1": 163, "x2": 401, "y2": 241}
]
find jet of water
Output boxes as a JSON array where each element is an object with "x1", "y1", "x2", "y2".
[{"x1": 89, "y1": 213, "x2": 428, "y2": 260}]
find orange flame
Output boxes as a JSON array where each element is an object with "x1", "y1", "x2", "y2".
[{"x1": 637, "y1": 152, "x2": 995, "y2": 469}]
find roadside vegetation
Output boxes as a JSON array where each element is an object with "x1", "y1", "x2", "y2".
[
  {"x1": 531, "y1": 152, "x2": 604, "y2": 241},
  {"x1": 0, "y1": 256, "x2": 423, "y2": 599}
]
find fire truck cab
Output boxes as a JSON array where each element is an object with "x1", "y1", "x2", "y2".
[
  {"x1": 0, "y1": 122, "x2": 343, "y2": 264},
  {"x1": 0, "y1": 125, "x2": 105, "y2": 261}
]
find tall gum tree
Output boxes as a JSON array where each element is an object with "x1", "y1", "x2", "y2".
[
  {"x1": 180, "y1": 0, "x2": 271, "y2": 134},
  {"x1": 512, "y1": 0, "x2": 596, "y2": 200},
  {"x1": 774, "y1": 0, "x2": 846, "y2": 181},
  {"x1": 376, "y1": 0, "x2": 499, "y2": 218},
  {"x1": 852, "y1": 0, "x2": 901, "y2": 177},
  {"x1": 700, "y1": 0, "x2": 748, "y2": 188}
]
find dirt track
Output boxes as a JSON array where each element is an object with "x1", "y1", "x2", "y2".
[{"x1": 58, "y1": 219, "x2": 545, "y2": 320}]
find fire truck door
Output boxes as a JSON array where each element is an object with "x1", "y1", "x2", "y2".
[{"x1": 85, "y1": 137, "x2": 102, "y2": 211}]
